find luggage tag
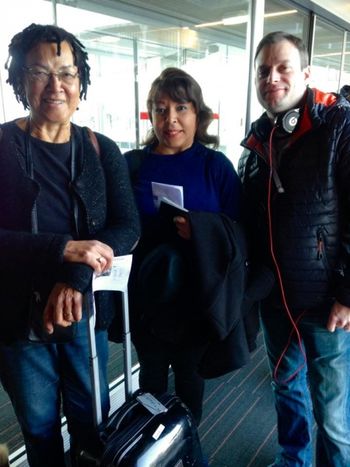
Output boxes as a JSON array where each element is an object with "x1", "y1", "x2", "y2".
[{"x1": 136, "y1": 393, "x2": 168, "y2": 415}]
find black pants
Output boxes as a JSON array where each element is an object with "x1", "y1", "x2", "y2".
[{"x1": 134, "y1": 334, "x2": 207, "y2": 425}]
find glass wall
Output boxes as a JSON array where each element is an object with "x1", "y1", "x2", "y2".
[
  {"x1": 310, "y1": 18, "x2": 345, "y2": 92},
  {"x1": 339, "y1": 32, "x2": 350, "y2": 90},
  {"x1": 264, "y1": 0, "x2": 309, "y2": 45},
  {"x1": 55, "y1": 0, "x2": 251, "y2": 165},
  {"x1": 0, "y1": 0, "x2": 350, "y2": 166},
  {"x1": 56, "y1": 4, "x2": 137, "y2": 150}
]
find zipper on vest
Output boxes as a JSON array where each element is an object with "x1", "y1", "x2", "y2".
[{"x1": 317, "y1": 231, "x2": 324, "y2": 260}]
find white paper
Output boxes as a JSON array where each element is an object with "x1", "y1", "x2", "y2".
[
  {"x1": 151, "y1": 181, "x2": 184, "y2": 209},
  {"x1": 160, "y1": 197, "x2": 189, "y2": 212},
  {"x1": 92, "y1": 254, "x2": 133, "y2": 292}
]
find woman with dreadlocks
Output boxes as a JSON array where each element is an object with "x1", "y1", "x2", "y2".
[{"x1": 0, "y1": 23, "x2": 139, "y2": 466}]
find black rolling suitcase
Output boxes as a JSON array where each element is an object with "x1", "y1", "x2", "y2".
[{"x1": 79, "y1": 255, "x2": 205, "y2": 467}]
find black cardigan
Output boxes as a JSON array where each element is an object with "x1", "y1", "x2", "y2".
[{"x1": 0, "y1": 120, "x2": 140, "y2": 342}]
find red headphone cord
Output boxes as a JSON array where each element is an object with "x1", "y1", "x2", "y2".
[{"x1": 267, "y1": 127, "x2": 307, "y2": 383}]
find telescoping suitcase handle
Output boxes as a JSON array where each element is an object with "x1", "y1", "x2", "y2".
[{"x1": 84, "y1": 254, "x2": 133, "y2": 428}]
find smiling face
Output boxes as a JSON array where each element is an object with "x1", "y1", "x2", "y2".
[
  {"x1": 151, "y1": 94, "x2": 197, "y2": 154},
  {"x1": 23, "y1": 40, "x2": 80, "y2": 128},
  {"x1": 255, "y1": 39, "x2": 310, "y2": 118}
]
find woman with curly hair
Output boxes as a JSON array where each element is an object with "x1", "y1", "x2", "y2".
[{"x1": 0, "y1": 23, "x2": 139, "y2": 466}]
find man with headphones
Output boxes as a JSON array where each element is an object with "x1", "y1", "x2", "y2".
[{"x1": 239, "y1": 31, "x2": 350, "y2": 467}]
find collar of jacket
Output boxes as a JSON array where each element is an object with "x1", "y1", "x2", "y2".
[{"x1": 241, "y1": 87, "x2": 338, "y2": 158}]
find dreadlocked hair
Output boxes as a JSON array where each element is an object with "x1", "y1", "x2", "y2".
[{"x1": 5, "y1": 23, "x2": 90, "y2": 109}]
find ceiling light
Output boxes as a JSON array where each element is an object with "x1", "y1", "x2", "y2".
[
  {"x1": 265, "y1": 10, "x2": 297, "y2": 18},
  {"x1": 222, "y1": 15, "x2": 248, "y2": 26},
  {"x1": 195, "y1": 9, "x2": 297, "y2": 28}
]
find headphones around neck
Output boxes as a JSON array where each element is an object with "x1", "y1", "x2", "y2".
[
  {"x1": 253, "y1": 108, "x2": 300, "y2": 140},
  {"x1": 274, "y1": 108, "x2": 300, "y2": 134}
]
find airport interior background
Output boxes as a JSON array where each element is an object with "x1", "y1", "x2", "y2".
[
  {"x1": 1, "y1": 0, "x2": 350, "y2": 465},
  {"x1": 1, "y1": 0, "x2": 350, "y2": 169}
]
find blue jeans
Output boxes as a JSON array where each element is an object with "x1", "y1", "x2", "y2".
[
  {"x1": 261, "y1": 304, "x2": 350, "y2": 467},
  {"x1": 0, "y1": 318, "x2": 109, "y2": 467}
]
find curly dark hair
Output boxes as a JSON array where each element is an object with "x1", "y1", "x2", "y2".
[
  {"x1": 143, "y1": 67, "x2": 219, "y2": 148},
  {"x1": 5, "y1": 23, "x2": 90, "y2": 109}
]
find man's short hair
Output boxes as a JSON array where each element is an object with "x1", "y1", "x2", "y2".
[{"x1": 254, "y1": 31, "x2": 309, "y2": 69}]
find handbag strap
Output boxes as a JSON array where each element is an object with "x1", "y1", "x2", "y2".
[
  {"x1": 25, "y1": 121, "x2": 38, "y2": 234},
  {"x1": 86, "y1": 127, "x2": 101, "y2": 157}
]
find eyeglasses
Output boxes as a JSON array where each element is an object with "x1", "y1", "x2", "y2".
[{"x1": 24, "y1": 67, "x2": 79, "y2": 85}]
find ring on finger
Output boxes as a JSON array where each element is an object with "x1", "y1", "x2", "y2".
[{"x1": 97, "y1": 257, "x2": 103, "y2": 264}]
